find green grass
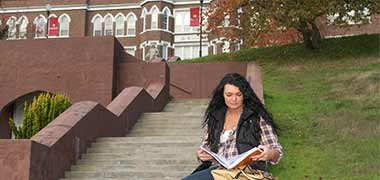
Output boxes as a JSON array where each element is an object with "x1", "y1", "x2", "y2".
[{"x1": 176, "y1": 34, "x2": 380, "y2": 179}]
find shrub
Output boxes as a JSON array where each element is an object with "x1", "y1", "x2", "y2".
[{"x1": 9, "y1": 93, "x2": 71, "y2": 139}]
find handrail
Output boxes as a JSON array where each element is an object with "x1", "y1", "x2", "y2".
[{"x1": 169, "y1": 82, "x2": 192, "y2": 95}]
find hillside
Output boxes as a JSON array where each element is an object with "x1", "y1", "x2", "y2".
[{"x1": 176, "y1": 34, "x2": 380, "y2": 179}]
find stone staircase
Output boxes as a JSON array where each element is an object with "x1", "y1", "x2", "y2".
[{"x1": 61, "y1": 99, "x2": 209, "y2": 180}]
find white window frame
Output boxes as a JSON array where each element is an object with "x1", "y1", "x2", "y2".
[
  {"x1": 174, "y1": 9, "x2": 197, "y2": 33},
  {"x1": 6, "y1": 16, "x2": 17, "y2": 40},
  {"x1": 115, "y1": 13, "x2": 125, "y2": 37},
  {"x1": 18, "y1": 16, "x2": 29, "y2": 39},
  {"x1": 124, "y1": 46, "x2": 137, "y2": 56},
  {"x1": 126, "y1": 12, "x2": 137, "y2": 37},
  {"x1": 141, "y1": 8, "x2": 148, "y2": 32},
  {"x1": 162, "y1": 43, "x2": 169, "y2": 59},
  {"x1": 104, "y1": 13, "x2": 114, "y2": 36},
  {"x1": 91, "y1": 14, "x2": 103, "y2": 36},
  {"x1": 150, "y1": 6, "x2": 159, "y2": 30},
  {"x1": 33, "y1": 15, "x2": 47, "y2": 39},
  {"x1": 174, "y1": 43, "x2": 208, "y2": 60},
  {"x1": 162, "y1": 7, "x2": 170, "y2": 31},
  {"x1": 58, "y1": 13, "x2": 71, "y2": 37}
]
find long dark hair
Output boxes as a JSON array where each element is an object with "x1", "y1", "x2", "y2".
[{"x1": 203, "y1": 73, "x2": 277, "y2": 151}]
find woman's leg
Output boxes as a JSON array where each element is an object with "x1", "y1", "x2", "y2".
[{"x1": 182, "y1": 168, "x2": 214, "y2": 180}]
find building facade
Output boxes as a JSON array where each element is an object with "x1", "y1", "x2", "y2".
[{"x1": 0, "y1": 0, "x2": 379, "y2": 61}]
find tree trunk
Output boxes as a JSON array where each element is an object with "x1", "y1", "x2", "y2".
[
  {"x1": 301, "y1": 30, "x2": 314, "y2": 49},
  {"x1": 311, "y1": 22, "x2": 321, "y2": 49},
  {"x1": 298, "y1": 21, "x2": 321, "y2": 49}
]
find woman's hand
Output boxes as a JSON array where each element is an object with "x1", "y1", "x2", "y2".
[
  {"x1": 197, "y1": 148, "x2": 213, "y2": 161},
  {"x1": 250, "y1": 145, "x2": 280, "y2": 162}
]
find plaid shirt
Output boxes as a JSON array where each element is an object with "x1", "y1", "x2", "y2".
[{"x1": 200, "y1": 117, "x2": 283, "y2": 165}]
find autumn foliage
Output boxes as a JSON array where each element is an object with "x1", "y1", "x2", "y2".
[{"x1": 206, "y1": 0, "x2": 380, "y2": 49}]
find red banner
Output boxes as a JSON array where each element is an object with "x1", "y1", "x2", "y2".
[
  {"x1": 190, "y1": 7, "x2": 200, "y2": 26},
  {"x1": 48, "y1": 17, "x2": 59, "y2": 36}
]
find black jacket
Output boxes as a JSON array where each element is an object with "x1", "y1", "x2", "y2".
[{"x1": 193, "y1": 106, "x2": 267, "y2": 173}]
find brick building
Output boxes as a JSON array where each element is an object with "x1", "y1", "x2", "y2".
[{"x1": 0, "y1": 0, "x2": 379, "y2": 61}]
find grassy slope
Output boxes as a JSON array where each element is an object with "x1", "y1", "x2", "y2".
[{"x1": 177, "y1": 34, "x2": 380, "y2": 179}]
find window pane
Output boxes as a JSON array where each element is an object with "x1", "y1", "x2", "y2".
[
  {"x1": 36, "y1": 17, "x2": 46, "y2": 38},
  {"x1": 7, "y1": 19, "x2": 17, "y2": 39},
  {"x1": 127, "y1": 15, "x2": 136, "y2": 36},
  {"x1": 192, "y1": 46, "x2": 199, "y2": 59},
  {"x1": 151, "y1": 9, "x2": 158, "y2": 29},
  {"x1": 104, "y1": 16, "x2": 113, "y2": 36},
  {"x1": 93, "y1": 17, "x2": 102, "y2": 36},
  {"x1": 126, "y1": 48, "x2": 135, "y2": 56},
  {"x1": 184, "y1": 46, "x2": 192, "y2": 60},
  {"x1": 162, "y1": 44, "x2": 168, "y2": 59},
  {"x1": 115, "y1": 16, "x2": 124, "y2": 36},
  {"x1": 174, "y1": 46, "x2": 183, "y2": 58},
  {"x1": 59, "y1": 16, "x2": 69, "y2": 37},
  {"x1": 163, "y1": 10, "x2": 168, "y2": 30},
  {"x1": 19, "y1": 18, "x2": 28, "y2": 39},
  {"x1": 202, "y1": 46, "x2": 208, "y2": 56},
  {"x1": 175, "y1": 13, "x2": 183, "y2": 32}
]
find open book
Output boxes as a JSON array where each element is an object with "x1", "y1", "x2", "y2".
[{"x1": 200, "y1": 146, "x2": 263, "y2": 169}]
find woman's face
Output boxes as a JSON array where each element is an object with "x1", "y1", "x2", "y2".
[{"x1": 223, "y1": 84, "x2": 243, "y2": 111}]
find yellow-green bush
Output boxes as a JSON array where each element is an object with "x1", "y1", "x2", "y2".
[{"x1": 9, "y1": 93, "x2": 71, "y2": 139}]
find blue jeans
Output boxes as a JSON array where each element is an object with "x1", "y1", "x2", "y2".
[{"x1": 182, "y1": 167, "x2": 214, "y2": 180}]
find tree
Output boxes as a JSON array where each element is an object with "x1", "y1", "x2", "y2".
[
  {"x1": 207, "y1": 0, "x2": 380, "y2": 49},
  {"x1": 9, "y1": 93, "x2": 71, "y2": 139}
]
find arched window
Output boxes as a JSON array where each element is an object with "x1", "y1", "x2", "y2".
[
  {"x1": 58, "y1": 14, "x2": 70, "y2": 37},
  {"x1": 162, "y1": 8, "x2": 170, "y2": 30},
  {"x1": 141, "y1": 8, "x2": 148, "y2": 31},
  {"x1": 7, "y1": 17, "x2": 17, "y2": 39},
  {"x1": 18, "y1": 16, "x2": 28, "y2": 39},
  {"x1": 151, "y1": 6, "x2": 159, "y2": 29},
  {"x1": 115, "y1": 14, "x2": 125, "y2": 36},
  {"x1": 104, "y1": 14, "x2": 114, "y2": 36},
  {"x1": 175, "y1": 13, "x2": 183, "y2": 32},
  {"x1": 34, "y1": 15, "x2": 47, "y2": 38},
  {"x1": 126, "y1": 13, "x2": 137, "y2": 36},
  {"x1": 92, "y1": 15, "x2": 103, "y2": 36}
]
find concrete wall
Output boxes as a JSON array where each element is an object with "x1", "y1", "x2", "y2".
[
  {"x1": 0, "y1": 36, "x2": 154, "y2": 139},
  {"x1": 0, "y1": 83, "x2": 170, "y2": 180},
  {"x1": 0, "y1": 37, "x2": 117, "y2": 138},
  {"x1": 168, "y1": 62, "x2": 264, "y2": 102},
  {"x1": 0, "y1": 36, "x2": 118, "y2": 109}
]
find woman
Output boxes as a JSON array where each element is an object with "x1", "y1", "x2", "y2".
[{"x1": 182, "y1": 73, "x2": 282, "y2": 180}]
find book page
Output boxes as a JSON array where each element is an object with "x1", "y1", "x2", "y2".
[{"x1": 200, "y1": 146, "x2": 262, "y2": 169}]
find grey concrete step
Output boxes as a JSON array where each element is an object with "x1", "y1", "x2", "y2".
[
  {"x1": 168, "y1": 99, "x2": 210, "y2": 104},
  {"x1": 62, "y1": 179, "x2": 178, "y2": 180},
  {"x1": 132, "y1": 123, "x2": 201, "y2": 129},
  {"x1": 140, "y1": 113, "x2": 203, "y2": 119},
  {"x1": 91, "y1": 141, "x2": 198, "y2": 147},
  {"x1": 96, "y1": 136, "x2": 200, "y2": 143},
  {"x1": 127, "y1": 131, "x2": 202, "y2": 137},
  {"x1": 133, "y1": 121, "x2": 202, "y2": 128},
  {"x1": 128, "y1": 127, "x2": 202, "y2": 133},
  {"x1": 86, "y1": 146, "x2": 198, "y2": 153},
  {"x1": 162, "y1": 107, "x2": 207, "y2": 112},
  {"x1": 65, "y1": 170, "x2": 190, "y2": 178},
  {"x1": 62, "y1": 99, "x2": 207, "y2": 180},
  {"x1": 76, "y1": 159, "x2": 198, "y2": 166},
  {"x1": 81, "y1": 152, "x2": 197, "y2": 160},
  {"x1": 70, "y1": 164, "x2": 197, "y2": 171}
]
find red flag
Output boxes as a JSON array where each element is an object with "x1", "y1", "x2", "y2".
[
  {"x1": 190, "y1": 7, "x2": 200, "y2": 26},
  {"x1": 48, "y1": 17, "x2": 59, "y2": 36}
]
